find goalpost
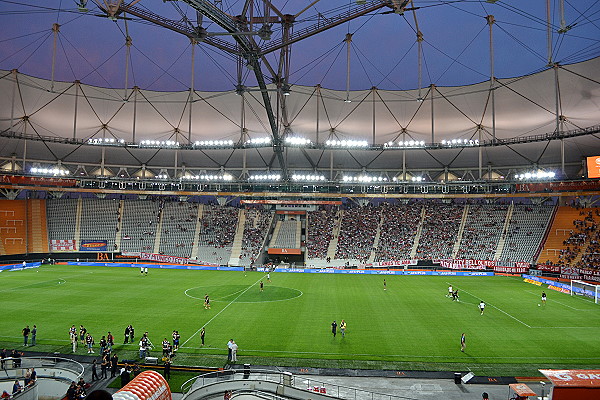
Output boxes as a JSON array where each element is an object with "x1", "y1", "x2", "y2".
[{"x1": 570, "y1": 280, "x2": 600, "y2": 304}]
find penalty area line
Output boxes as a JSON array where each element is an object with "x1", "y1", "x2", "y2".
[{"x1": 181, "y1": 275, "x2": 265, "y2": 348}]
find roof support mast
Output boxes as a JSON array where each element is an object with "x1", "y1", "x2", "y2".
[{"x1": 487, "y1": 15, "x2": 496, "y2": 143}]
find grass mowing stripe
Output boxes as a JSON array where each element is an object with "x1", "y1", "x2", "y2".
[{"x1": 180, "y1": 274, "x2": 266, "y2": 348}]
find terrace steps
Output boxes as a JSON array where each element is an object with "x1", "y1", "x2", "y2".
[
  {"x1": 190, "y1": 205, "x2": 204, "y2": 260},
  {"x1": 451, "y1": 205, "x2": 469, "y2": 259},
  {"x1": 494, "y1": 202, "x2": 514, "y2": 261},
  {"x1": 228, "y1": 209, "x2": 246, "y2": 266},
  {"x1": 410, "y1": 206, "x2": 426, "y2": 258},
  {"x1": 536, "y1": 206, "x2": 585, "y2": 265}
]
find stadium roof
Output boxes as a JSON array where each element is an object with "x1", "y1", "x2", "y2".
[{"x1": 0, "y1": 1, "x2": 599, "y2": 182}]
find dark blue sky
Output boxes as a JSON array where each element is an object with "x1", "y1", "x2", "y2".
[{"x1": 0, "y1": 0, "x2": 599, "y2": 91}]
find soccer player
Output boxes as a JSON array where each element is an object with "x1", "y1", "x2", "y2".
[
  {"x1": 144, "y1": 266, "x2": 148, "y2": 275},
  {"x1": 331, "y1": 320, "x2": 337, "y2": 337},
  {"x1": 340, "y1": 320, "x2": 347, "y2": 337},
  {"x1": 204, "y1": 294, "x2": 211, "y2": 309},
  {"x1": 383, "y1": 279, "x2": 387, "y2": 291},
  {"x1": 162, "y1": 338, "x2": 170, "y2": 357},
  {"x1": 140, "y1": 265, "x2": 144, "y2": 275},
  {"x1": 200, "y1": 327, "x2": 205, "y2": 346},
  {"x1": 172, "y1": 330, "x2": 180, "y2": 351},
  {"x1": 452, "y1": 289, "x2": 459, "y2": 301},
  {"x1": 460, "y1": 333, "x2": 466, "y2": 352},
  {"x1": 479, "y1": 300, "x2": 486, "y2": 315},
  {"x1": 541, "y1": 291, "x2": 547, "y2": 305},
  {"x1": 260, "y1": 281, "x2": 264, "y2": 292},
  {"x1": 267, "y1": 272, "x2": 271, "y2": 282},
  {"x1": 448, "y1": 285, "x2": 453, "y2": 298}
]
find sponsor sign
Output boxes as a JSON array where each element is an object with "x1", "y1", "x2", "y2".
[
  {"x1": 523, "y1": 278, "x2": 543, "y2": 286},
  {"x1": 548, "y1": 284, "x2": 571, "y2": 294},
  {"x1": 537, "y1": 264, "x2": 561, "y2": 273},
  {"x1": 369, "y1": 260, "x2": 419, "y2": 268},
  {"x1": 586, "y1": 156, "x2": 600, "y2": 179},
  {"x1": 50, "y1": 239, "x2": 76, "y2": 252},
  {"x1": 268, "y1": 248, "x2": 302, "y2": 255},
  {"x1": 80, "y1": 240, "x2": 107, "y2": 251},
  {"x1": 241, "y1": 199, "x2": 342, "y2": 205},
  {"x1": 540, "y1": 369, "x2": 600, "y2": 387},
  {"x1": 438, "y1": 259, "x2": 495, "y2": 270},
  {"x1": 494, "y1": 266, "x2": 529, "y2": 274}
]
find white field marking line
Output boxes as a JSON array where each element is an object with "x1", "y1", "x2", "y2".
[
  {"x1": 184, "y1": 286, "x2": 303, "y2": 303},
  {"x1": 181, "y1": 275, "x2": 265, "y2": 347},
  {"x1": 525, "y1": 290, "x2": 591, "y2": 311},
  {"x1": 177, "y1": 344, "x2": 600, "y2": 360},
  {"x1": 448, "y1": 282, "x2": 531, "y2": 328},
  {"x1": 0, "y1": 274, "x2": 86, "y2": 293}
]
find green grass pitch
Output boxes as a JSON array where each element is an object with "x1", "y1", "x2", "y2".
[{"x1": 1, "y1": 264, "x2": 599, "y2": 377}]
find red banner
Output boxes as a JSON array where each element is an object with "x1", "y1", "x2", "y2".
[
  {"x1": 540, "y1": 369, "x2": 600, "y2": 387},
  {"x1": 494, "y1": 265, "x2": 530, "y2": 274},
  {"x1": 438, "y1": 259, "x2": 495, "y2": 270},
  {"x1": 537, "y1": 264, "x2": 561, "y2": 273},
  {"x1": 369, "y1": 260, "x2": 419, "y2": 267},
  {"x1": 0, "y1": 175, "x2": 77, "y2": 187},
  {"x1": 242, "y1": 199, "x2": 341, "y2": 205}
]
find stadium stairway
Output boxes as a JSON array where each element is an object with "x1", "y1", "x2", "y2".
[
  {"x1": 0, "y1": 199, "x2": 27, "y2": 254},
  {"x1": 536, "y1": 206, "x2": 582, "y2": 265},
  {"x1": 153, "y1": 209, "x2": 164, "y2": 254},
  {"x1": 494, "y1": 202, "x2": 514, "y2": 260},
  {"x1": 114, "y1": 200, "x2": 124, "y2": 251},
  {"x1": 28, "y1": 199, "x2": 49, "y2": 253},
  {"x1": 368, "y1": 214, "x2": 384, "y2": 263},
  {"x1": 190, "y1": 204, "x2": 204, "y2": 260},
  {"x1": 326, "y1": 210, "x2": 342, "y2": 261},
  {"x1": 227, "y1": 209, "x2": 246, "y2": 266},
  {"x1": 409, "y1": 206, "x2": 426, "y2": 258},
  {"x1": 74, "y1": 197, "x2": 82, "y2": 246},
  {"x1": 451, "y1": 204, "x2": 469, "y2": 258}
]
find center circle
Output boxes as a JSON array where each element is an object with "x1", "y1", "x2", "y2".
[{"x1": 185, "y1": 285, "x2": 302, "y2": 303}]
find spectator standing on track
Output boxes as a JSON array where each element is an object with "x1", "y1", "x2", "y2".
[
  {"x1": 110, "y1": 354, "x2": 119, "y2": 378},
  {"x1": 85, "y1": 333, "x2": 94, "y2": 354},
  {"x1": 331, "y1": 320, "x2": 337, "y2": 337},
  {"x1": 22, "y1": 326, "x2": 30, "y2": 347},
  {"x1": 227, "y1": 339, "x2": 233, "y2": 361},
  {"x1": 91, "y1": 359, "x2": 99, "y2": 382},
  {"x1": 79, "y1": 325, "x2": 86, "y2": 345},
  {"x1": 124, "y1": 326, "x2": 130, "y2": 344},
  {"x1": 200, "y1": 327, "x2": 205, "y2": 346},
  {"x1": 129, "y1": 325, "x2": 135, "y2": 343},
  {"x1": 231, "y1": 341, "x2": 238, "y2": 362},
  {"x1": 30, "y1": 325, "x2": 37, "y2": 346}
]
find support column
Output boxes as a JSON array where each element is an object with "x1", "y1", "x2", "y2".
[
  {"x1": 50, "y1": 23, "x2": 60, "y2": 93},
  {"x1": 10, "y1": 69, "x2": 17, "y2": 131},
  {"x1": 478, "y1": 128, "x2": 483, "y2": 179},
  {"x1": 345, "y1": 33, "x2": 352, "y2": 103},
  {"x1": 132, "y1": 87, "x2": 138, "y2": 143},
  {"x1": 372, "y1": 87, "x2": 376, "y2": 145},
  {"x1": 188, "y1": 38, "x2": 197, "y2": 144},
  {"x1": 402, "y1": 129, "x2": 407, "y2": 180},
  {"x1": 73, "y1": 81, "x2": 80, "y2": 139},
  {"x1": 430, "y1": 84, "x2": 435, "y2": 143},
  {"x1": 487, "y1": 15, "x2": 496, "y2": 143},
  {"x1": 316, "y1": 84, "x2": 320, "y2": 143},
  {"x1": 546, "y1": 0, "x2": 553, "y2": 65},
  {"x1": 124, "y1": 34, "x2": 132, "y2": 100}
]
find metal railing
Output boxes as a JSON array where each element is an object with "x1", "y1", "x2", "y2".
[{"x1": 181, "y1": 368, "x2": 420, "y2": 400}]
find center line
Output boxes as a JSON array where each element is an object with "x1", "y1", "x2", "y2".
[{"x1": 181, "y1": 275, "x2": 265, "y2": 347}]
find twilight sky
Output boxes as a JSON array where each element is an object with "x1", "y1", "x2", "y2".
[{"x1": 0, "y1": 0, "x2": 599, "y2": 92}]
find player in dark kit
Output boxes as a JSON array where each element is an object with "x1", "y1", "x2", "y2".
[
  {"x1": 331, "y1": 320, "x2": 337, "y2": 337},
  {"x1": 260, "y1": 281, "x2": 264, "y2": 292},
  {"x1": 460, "y1": 333, "x2": 466, "y2": 352},
  {"x1": 204, "y1": 294, "x2": 211, "y2": 309},
  {"x1": 200, "y1": 327, "x2": 205, "y2": 346}
]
